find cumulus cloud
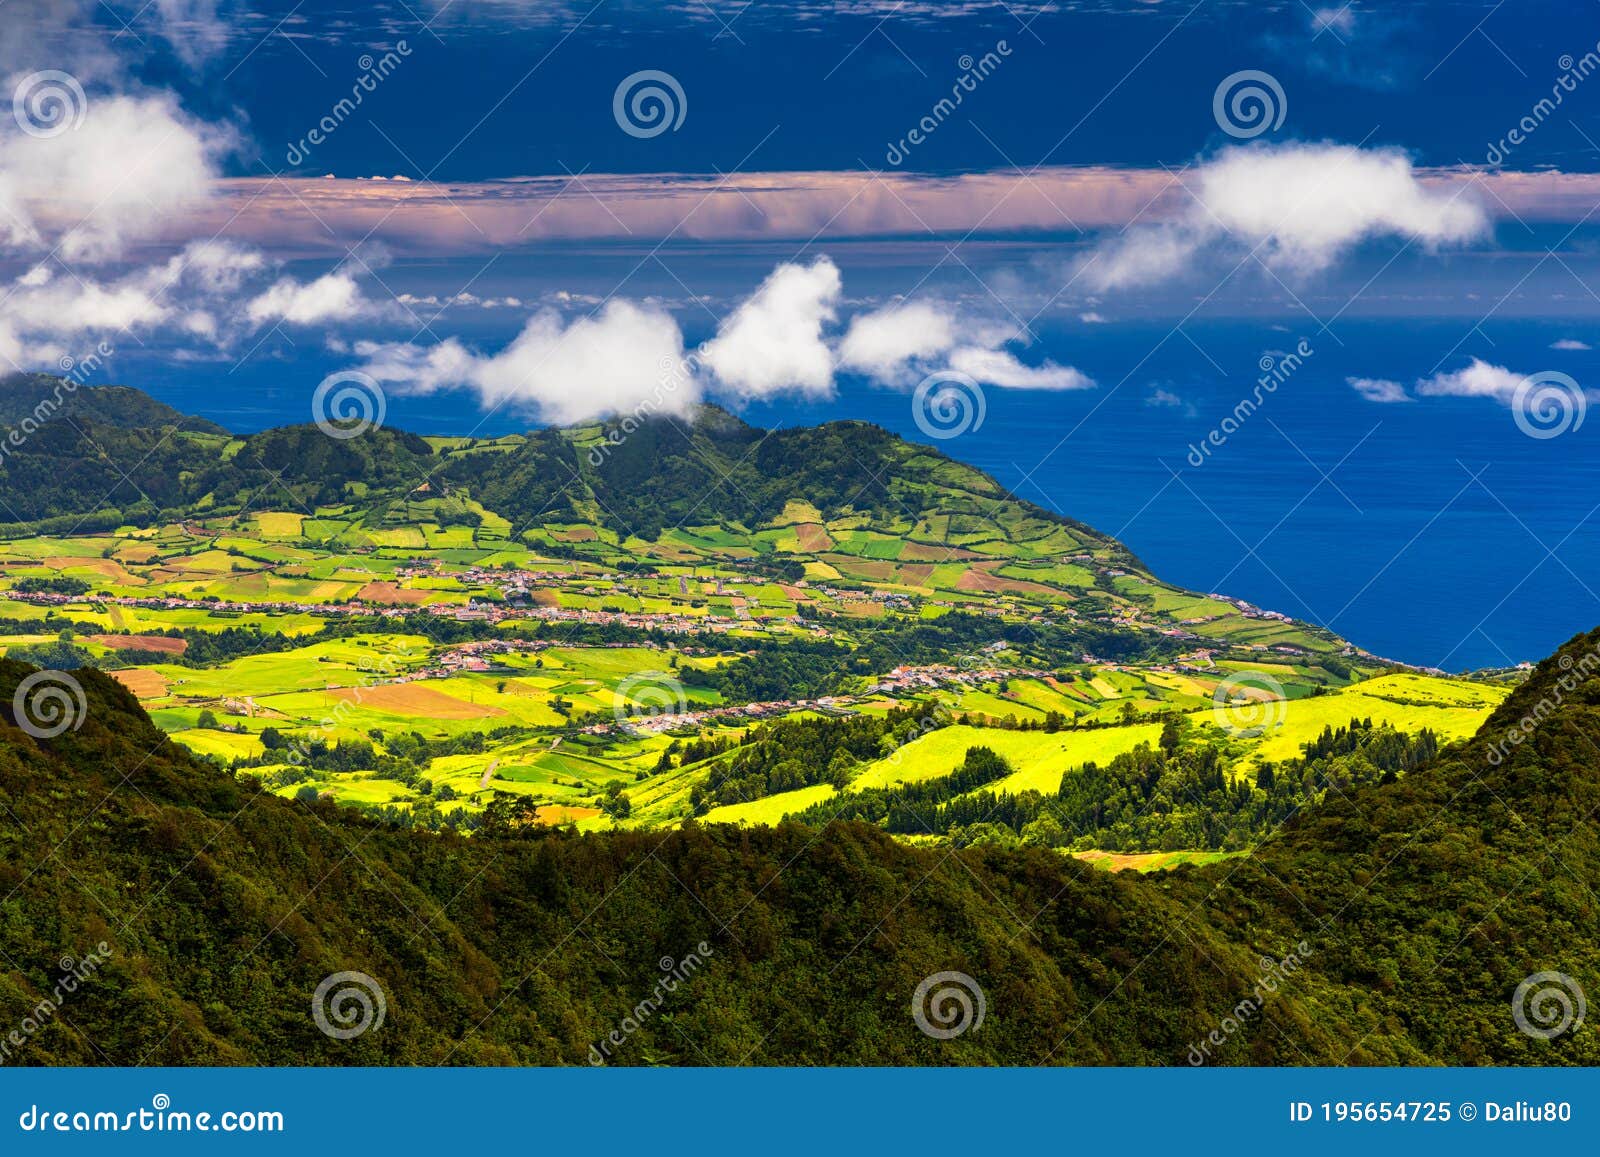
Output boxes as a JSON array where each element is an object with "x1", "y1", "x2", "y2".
[
  {"x1": 246, "y1": 270, "x2": 389, "y2": 326},
  {"x1": 838, "y1": 298, "x2": 1093, "y2": 392},
  {"x1": 1347, "y1": 376, "x2": 1412, "y2": 404},
  {"x1": 0, "y1": 240, "x2": 276, "y2": 367},
  {"x1": 353, "y1": 299, "x2": 696, "y2": 425},
  {"x1": 945, "y1": 346, "x2": 1093, "y2": 390},
  {"x1": 1081, "y1": 143, "x2": 1488, "y2": 291},
  {"x1": 1413, "y1": 359, "x2": 1534, "y2": 405},
  {"x1": 1347, "y1": 360, "x2": 1600, "y2": 414},
  {"x1": 0, "y1": 92, "x2": 231, "y2": 262},
  {"x1": 700, "y1": 257, "x2": 841, "y2": 399},
  {"x1": 326, "y1": 259, "x2": 1101, "y2": 427},
  {"x1": 836, "y1": 301, "x2": 957, "y2": 383}
]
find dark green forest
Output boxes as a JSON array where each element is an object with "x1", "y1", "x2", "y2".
[{"x1": 1, "y1": 623, "x2": 1598, "y2": 1066}]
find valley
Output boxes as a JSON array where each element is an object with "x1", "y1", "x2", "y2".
[{"x1": 0, "y1": 380, "x2": 1514, "y2": 861}]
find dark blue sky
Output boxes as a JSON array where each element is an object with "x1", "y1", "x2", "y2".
[{"x1": 107, "y1": 0, "x2": 1600, "y2": 179}]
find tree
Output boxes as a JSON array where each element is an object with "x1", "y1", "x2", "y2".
[{"x1": 196, "y1": 709, "x2": 220, "y2": 730}]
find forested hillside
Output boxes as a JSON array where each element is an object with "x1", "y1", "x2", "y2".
[{"x1": 1, "y1": 625, "x2": 1595, "y2": 1065}]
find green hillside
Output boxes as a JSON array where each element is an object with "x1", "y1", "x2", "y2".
[{"x1": 0, "y1": 627, "x2": 1594, "y2": 1065}]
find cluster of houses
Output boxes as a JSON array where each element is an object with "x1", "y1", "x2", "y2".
[{"x1": 593, "y1": 695, "x2": 857, "y2": 737}]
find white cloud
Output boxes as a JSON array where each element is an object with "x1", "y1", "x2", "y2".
[
  {"x1": 946, "y1": 346, "x2": 1093, "y2": 391},
  {"x1": 246, "y1": 271, "x2": 385, "y2": 326},
  {"x1": 0, "y1": 92, "x2": 231, "y2": 262},
  {"x1": 328, "y1": 259, "x2": 1099, "y2": 425},
  {"x1": 1347, "y1": 376, "x2": 1412, "y2": 403},
  {"x1": 701, "y1": 257, "x2": 841, "y2": 399},
  {"x1": 837, "y1": 301, "x2": 957, "y2": 383},
  {"x1": 1081, "y1": 143, "x2": 1488, "y2": 291},
  {"x1": 353, "y1": 299, "x2": 696, "y2": 425},
  {"x1": 1414, "y1": 359, "x2": 1525, "y2": 404},
  {"x1": 1552, "y1": 338, "x2": 1591, "y2": 351},
  {"x1": 1145, "y1": 387, "x2": 1195, "y2": 415},
  {"x1": 838, "y1": 298, "x2": 1093, "y2": 392}
]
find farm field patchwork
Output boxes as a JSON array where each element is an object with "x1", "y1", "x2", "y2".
[{"x1": 0, "y1": 407, "x2": 1517, "y2": 859}]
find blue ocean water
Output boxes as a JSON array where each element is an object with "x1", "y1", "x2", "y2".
[{"x1": 126, "y1": 318, "x2": 1600, "y2": 670}]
